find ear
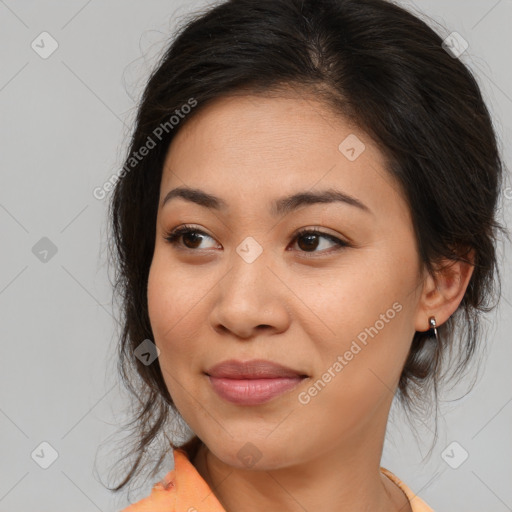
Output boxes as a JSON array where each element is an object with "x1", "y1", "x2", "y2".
[{"x1": 414, "y1": 249, "x2": 475, "y2": 332}]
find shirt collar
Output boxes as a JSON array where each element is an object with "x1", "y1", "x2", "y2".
[{"x1": 172, "y1": 447, "x2": 227, "y2": 512}]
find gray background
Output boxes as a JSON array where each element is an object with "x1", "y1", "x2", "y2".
[{"x1": 1, "y1": 0, "x2": 511, "y2": 511}]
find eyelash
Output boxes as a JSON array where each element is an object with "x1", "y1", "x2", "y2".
[{"x1": 163, "y1": 224, "x2": 351, "y2": 256}]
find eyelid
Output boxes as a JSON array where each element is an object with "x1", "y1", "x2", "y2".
[{"x1": 292, "y1": 226, "x2": 350, "y2": 244}]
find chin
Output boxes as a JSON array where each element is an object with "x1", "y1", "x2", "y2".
[{"x1": 206, "y1": 435, "x2": 303, "y2": 471}]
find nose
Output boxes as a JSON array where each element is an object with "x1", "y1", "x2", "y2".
[{"x1": 209, "y1": 248, "x2": 291, "y2": 340}]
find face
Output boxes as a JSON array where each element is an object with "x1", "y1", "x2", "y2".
[{"x1": 147, "y1": 92, "x2": 427, "y2": 470}]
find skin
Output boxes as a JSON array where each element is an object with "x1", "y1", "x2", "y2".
[{"x1": 147, "y1": 91, "x2": 474, "y2": 512}]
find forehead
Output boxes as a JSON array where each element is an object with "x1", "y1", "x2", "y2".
[{"x1": 160, "y1": 93, "x2": 403, "y2": 217}]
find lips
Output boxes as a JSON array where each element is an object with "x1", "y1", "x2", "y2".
[
  {"x1": 205, "y1": 359, "x2": 308, "y2": 405},
  {"x1": 205, "y1": 359, "x2": 307, "y2": 379}
]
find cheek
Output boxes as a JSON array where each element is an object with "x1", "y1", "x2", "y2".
[
  {"x1": 147, "y1": 257, "x2": 199, "y2": 380},
  {"x1": 299, "y1": 304, "x2": 413, "y2": 439},
  {"x1": 306, "y1": 248, "x2": 417, "y2": 397},
  {"x1": 310, "y1": 251, "x2": 414, "y2": 339},
  {"x1": 147, "y1": 265, "x2": 194, "y2": 416},
  {"x1": 147, "y1": 252, "x2": 209, "y2": 342},
  {"x1": 147, "y1": 253, "x2": 221, "y2": 402}
]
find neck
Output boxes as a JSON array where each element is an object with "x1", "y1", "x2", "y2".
[{"x1": 190, "y1": 428, "x2": 412, "y2": 512}]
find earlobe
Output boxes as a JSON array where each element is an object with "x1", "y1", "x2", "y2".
[{"x1": 414, "y1": 250, "x2": 475, "y2": 332}]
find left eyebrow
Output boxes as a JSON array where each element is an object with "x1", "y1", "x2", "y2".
[
  {"x1": 161, "y1": 186, "x2": 372, "y2": 216},
  {"x1": 271, "y1": 188, "x2": 372, "y2": 216}
]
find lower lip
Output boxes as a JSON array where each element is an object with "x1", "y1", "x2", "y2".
[{"x1": 207, "y1": 375, "x2": 305, "y2": 405}]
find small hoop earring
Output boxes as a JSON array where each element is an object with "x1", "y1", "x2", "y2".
[{"x1": 428, "y1": 316, "x2": 438, "y2": 342}]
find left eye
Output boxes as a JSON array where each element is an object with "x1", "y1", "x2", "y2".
[
  {"x1": 291, "y1": 228, "x2": 349, "y2": 253},
  {"x1": 164, "y1": 226, "x2": 350, "y2": 254}
]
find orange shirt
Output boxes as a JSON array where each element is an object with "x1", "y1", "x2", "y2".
[{"x1": 120, "y1": 448, "x2": 435, "y2": 512}]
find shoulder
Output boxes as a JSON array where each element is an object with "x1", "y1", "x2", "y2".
[
  {"x1": 118, "y1": 469, "x2": 177, "y2": 512},
  {"x1": 118, "y1": 443, "x2": 226, "y2": 512},
  {"x1": 380, "y1": 467, "x2": 436, "y2": 512}
]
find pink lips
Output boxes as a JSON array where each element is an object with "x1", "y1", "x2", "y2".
[{"x1": 205, "y1": 359, "x2": 307, "y2": 406}]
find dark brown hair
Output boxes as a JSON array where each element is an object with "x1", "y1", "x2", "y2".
[{"x1": 105, "y1": 0, "x2": 505, "y2": 492}]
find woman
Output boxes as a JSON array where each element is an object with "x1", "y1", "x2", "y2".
[{"x1": 107, "y1": 0, "x2": 505, "y2": 510}]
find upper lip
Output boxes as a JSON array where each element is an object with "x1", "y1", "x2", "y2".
[{"x1": 205, "y1": 359, "x2": 308, "y2": 379}]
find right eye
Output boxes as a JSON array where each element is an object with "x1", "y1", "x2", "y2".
[{"x1": 163, "y1": 225, "x2": 219, "y2": 250}]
